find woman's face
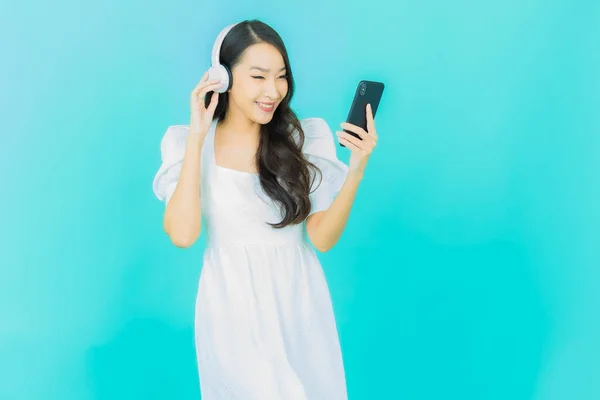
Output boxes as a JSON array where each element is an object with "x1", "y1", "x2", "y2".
[{"x1": 228, "y1": 42, "x2": 289, "y2": 125}]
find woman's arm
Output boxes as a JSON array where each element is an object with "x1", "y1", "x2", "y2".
[
  {"x1": 306, "y1": 172, "x2": 363, "y2": 252},
  {"x1": 306, "y1": 103, "x2": 379, "y2": 252},
  {"x1": 163, "y1": 135, "x2": 204, "y2": 248},
  {"x1": 161, "y1": 73, "x2": 221, "y2": 248}
]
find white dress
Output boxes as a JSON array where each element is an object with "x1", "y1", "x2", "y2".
[{"x1": 153, "y1": 117, "x2": 349, "y2": 400}]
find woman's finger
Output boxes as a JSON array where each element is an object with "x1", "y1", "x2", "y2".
[
  {"x1": 192, "y1": 72, "x2": 209, "y2": 92},
  {"x1": 194, "y1": 82, "x2": 224, "y2": 100},
  {"x1": 340, "y1": 122, "x2": 369, "y2": 140},
  {"x1": 194, "y1": 81, "x2": 221, "y2": 95},
  {"x1": 337, "y1": 127, "x2": 376, "y2": 148},
  {"x1": 193, "y1": 78, "x2": 222, "y2": 95},
  {"x1": 366, "y1": 104, "x2": 378, "y2": 140},
  {"x1": 336, "y1": 131, "x2": 370, "y2": 150},
  {"x1": 337, "y1": 136, "x2": 361, "y2": 152},
  {"x1": 206, "y1": 92, "x2": 219, "y2": 112}
]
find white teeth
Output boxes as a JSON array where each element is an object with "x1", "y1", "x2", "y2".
[{"x1": 257, "y1": 102, "x2": 274, "y2": 109}]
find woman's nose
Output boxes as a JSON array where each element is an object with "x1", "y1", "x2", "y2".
[{"x1": 263, "y1": 78, "x2": 280, "y2": 98}]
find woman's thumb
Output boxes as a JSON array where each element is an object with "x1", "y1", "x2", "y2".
[{"x1": 208, "y1": 92, "x2": 219, "y2": 111}]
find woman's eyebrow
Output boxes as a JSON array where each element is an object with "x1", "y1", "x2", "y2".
[{"x1": 249, "y1": 66, "x2": 286, "y2": 72}]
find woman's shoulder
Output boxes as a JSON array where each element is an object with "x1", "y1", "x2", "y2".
[
  {"x1": 297, "y1": 117, "x2": 348, "y2": 193},
  {"x1": 295, "y1": 117, "x2": 338, "y2": 150},
  {"x1": 291, "y1": 117, "x2": 335, "y2": 147},
  {"x1": 153, "y1": 125, "x2": 191, "y2": 170},
  {"x1": 295, "y1": 117, "x2": 347, "y2": 177},
  {"x1": 159, "y1": 124, "x2": 192, "y2": 155},
  {"x1": 161, "y1": 124, "x2": 189, "y2": 145},
  {"x1": 299, "y1": 117, "x2": 332, "y2": 138}
]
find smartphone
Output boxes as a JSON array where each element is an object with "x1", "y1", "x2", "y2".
[{"x1": 341, "y1": 80, "x2": 385, "y2": 146}]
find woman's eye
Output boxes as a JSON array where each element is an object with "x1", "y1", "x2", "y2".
[{"x1": 251, "y1": 76, "x2": 287, "y2": 80}]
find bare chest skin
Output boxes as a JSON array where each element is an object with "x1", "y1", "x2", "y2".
[{"x1": 213, "y1": 130, "x2": 260, "y2": 174}]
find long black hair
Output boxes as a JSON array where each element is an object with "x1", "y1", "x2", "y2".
[{"x1": 205, "y1": 20, "x2": 321, "y2": 229}]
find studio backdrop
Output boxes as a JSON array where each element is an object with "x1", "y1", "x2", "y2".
[{"x1": 1, "y1": 0, "x2": 599, "y2": 399}]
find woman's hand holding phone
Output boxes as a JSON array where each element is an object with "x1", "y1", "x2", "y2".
[
  {"x1": 336, "y1": 103, "x2": 378, "y2": 179},
  {"x1": 335, "y1": 80, "x2": 384, "y2": 179}
]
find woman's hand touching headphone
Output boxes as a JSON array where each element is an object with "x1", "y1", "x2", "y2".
[{"x1": 189, "y1": 71, "x2": 224, "y2": 140}]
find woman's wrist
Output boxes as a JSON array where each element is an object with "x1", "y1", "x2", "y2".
[
  {"x1": 186, "y1": 133, "x2": 205, "y2": 152},
  {"x1": 346, "y1": 169, "x2": 364, "y2": 184}
]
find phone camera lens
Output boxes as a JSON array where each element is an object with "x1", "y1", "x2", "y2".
[{"x1": 359, "y1": 83, "x2": 367, "y2": 95}]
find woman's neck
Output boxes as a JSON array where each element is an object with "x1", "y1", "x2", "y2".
[{"x1": 218, "y1": 109, "x2": 261, "y2": 143}]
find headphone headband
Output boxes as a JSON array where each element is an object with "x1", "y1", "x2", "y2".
[
  {"x1": 211, "y1": 23, "x2": 237, "y2": 67},
  {"x1": 207, "y1": 22, "x2": 240, "y2": 93}
]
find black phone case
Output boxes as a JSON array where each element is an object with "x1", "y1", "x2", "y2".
[{"x1": 341, "y1": 80, "x2": 385, "y2": 146}]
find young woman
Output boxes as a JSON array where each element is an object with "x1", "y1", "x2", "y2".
[{"x1": 153, "y1": 19, "x2": 378, "y2": 400}]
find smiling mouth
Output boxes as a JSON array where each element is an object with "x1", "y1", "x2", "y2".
[{"x1": 256, "y1": 101, "x2": 275, "y2": 112}]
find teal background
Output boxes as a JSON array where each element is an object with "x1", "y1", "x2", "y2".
[{"x1": 1, "y1": 0, "x2": 599, "y2": 399}]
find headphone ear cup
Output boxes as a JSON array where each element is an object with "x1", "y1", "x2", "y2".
[
  {"x1": 224, "y1": 66, "x2": 233, "y2": 92},
  {"x1": 208, "y1": 65, "x2": 231, "y2": 94}
]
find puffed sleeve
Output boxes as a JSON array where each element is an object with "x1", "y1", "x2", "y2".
[
  {"x1": 152, "y1": 125, "x2": 189, "y2": 206},
  {"x1": 300, "y1": 118, "x2": 349, "y2": 216}
]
